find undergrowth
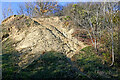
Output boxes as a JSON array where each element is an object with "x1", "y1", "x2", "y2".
[
  {"x1": 2, "y1": 39, "x2": 120, "y2": 80},
  {"x1": 72, "y1": 46, "x2": 120, "y2": 80}
]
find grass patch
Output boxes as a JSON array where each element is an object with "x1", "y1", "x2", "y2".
[
  {"x1": 2, "y1": 38, "x2": 119, "y2": 80},
  {"x1": 72, "y1": 46, "x2": 120, "y2": 80},
  {"x1": 19, "y1": 51, "x2": 88, "y2": 79},
  {"x1": 2, "y1": 38, "x2": 20, "y2": 80},
  {"x1": 2, "y1": 39, "x2": 88, "y2": 79}
]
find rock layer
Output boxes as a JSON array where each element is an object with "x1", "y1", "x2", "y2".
[{"x1": 2, "y1": 15, "x2": 87, "y2": 68}]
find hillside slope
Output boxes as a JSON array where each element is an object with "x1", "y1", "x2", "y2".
[
  {"x1": 2, "y1": 15, "x2": 120, "y2": 80},
  {"x1": 2, "y1": 15, "x2": 87, "y2": 68}
]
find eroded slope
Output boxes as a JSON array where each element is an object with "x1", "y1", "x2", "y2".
[{"x1": 2, "y1": 15, "x2": 87, "y2": 68}]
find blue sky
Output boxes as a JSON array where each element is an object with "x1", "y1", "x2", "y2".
[
  {"x1": 0, "y1": 0, "x2": 119, "y2": 24},
  {"x1": 0, "y1": 2, "x2": 70, "y2": 24},
  {"x1": 0, "y1": 0, "x2": 99, "y2": 22}
]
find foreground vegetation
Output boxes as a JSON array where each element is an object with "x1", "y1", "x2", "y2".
[
  {"x1": 72, "y1": 47, "x2": 120, "y2": 80},
  {"x1": 2, "y1": 1, "x2": 120, "y2": 80},
  {"x1": 2, "y1": 38, "x2": 120, "y2": 80}
]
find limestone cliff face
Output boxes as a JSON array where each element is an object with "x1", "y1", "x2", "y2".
[{"x1": 2, "y1": 15, "x2": 87, "y2": 68}]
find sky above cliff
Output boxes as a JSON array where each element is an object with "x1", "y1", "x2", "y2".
[
  {"x1": 0, "y1": 2, "x2": 69, "y2": 23},
  {"x1": 0, "y1": 0, "x2": 119, "y2": 24}
]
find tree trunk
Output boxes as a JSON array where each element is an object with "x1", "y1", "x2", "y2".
[
  {"x1": 118, "y1": 11, "x2": 120, "y2": 55},
  {"x1": 110, "y1": 29, "x2": 114, "y2": 66}
]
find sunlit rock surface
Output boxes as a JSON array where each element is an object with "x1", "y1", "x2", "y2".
[{"x1": 2, "y1": 15, "x2": 87, "y2": 68}]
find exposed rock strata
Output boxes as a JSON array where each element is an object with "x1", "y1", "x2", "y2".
[{"x1": 2, "y1": 15, "x2": 87, "y2": 68}]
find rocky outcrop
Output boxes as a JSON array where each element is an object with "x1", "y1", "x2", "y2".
[{"x1": 2, "y1": 15, "x2": 87, "y2": 68}]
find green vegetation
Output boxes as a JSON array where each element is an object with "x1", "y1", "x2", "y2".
[
  {"x1": 2, "y1": 38, "x2": 20, "y2": 80},
  {"x1": 2, "y1": 38, "x2": 88, "y2": 79},
  {"x1": 1, "y1": 2, "x2": 120, "y2": 80},
  {"x1": 72, "y1": 46, "x2": 120, "y2": 80},
  {"x1": 20, "y1": 51, "x2": 88, "y2": 79},
  {"x1": 14, "y1": 15, "x2": 24, "y2": 17},
  {"x1": 2, "y1": 38, "x2": 120, "y2": 79}
]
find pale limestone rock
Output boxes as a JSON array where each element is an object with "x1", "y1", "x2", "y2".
[{"x1": 3, "y1": 15, "x2": 87, "y2": 68}]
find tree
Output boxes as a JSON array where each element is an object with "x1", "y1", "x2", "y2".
[
  {"x1": 17, "y1": 2, "x2": 59, "y2": 17},
  {"x1": 17, "y1": 2, "x2": 36, "y2": 17},
  {"x1": 2, "y1": 4, "x2": 13, "y2": 19},
  {"x1": 118, "y1": 1, "x2": 120, "y2": 56},
  {"x1": 35, "y1": 2, "x2": 58, "y2": 16},
  {"x1": 101, "y1": 2, "x2": 119, "y2": 66},
  {"x1": 70, "y1": 2, "x2": 119, "y2": 66},
  {"x1": 71, "y1": 3, "x2": 103, "y2": 52}
]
